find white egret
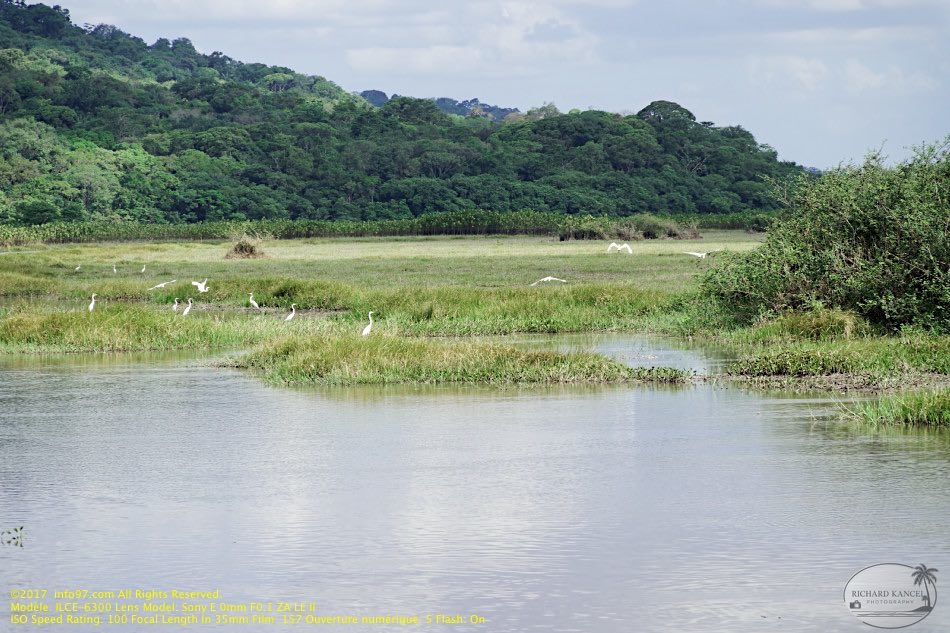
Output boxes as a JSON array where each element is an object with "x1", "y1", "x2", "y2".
[
  {"x1": 191, "y1": 279, "x2": 209, "y2": 293},
  {"x1": 362, "y1": 311, "x2": 374, "y2": 336},
  {"x1": 530, "y1": 276, "x2": 567, "y2": 286},
  {"x1": 148, "y1": 279, "x2": 177, "y2": 290},
  {"x1": 248, "y1": 293, "x2": 259, "y2": 310},
  {"x1": 112, "y1": 263, "x2": 117, "y2": 274},
  {"x1": 172, "y1": 298, "x2": 180, "y2": 312},
  {"x1": 182, "y1": 298, "x2": 193, "y2": 316},
  {"x1": 74, "y1": 265, "x2": 81, "y2": 271},
  {"x1": 284, "y1": 304, "x2": 297, "y2": 322},
  {"x1": 608, "y1": 242, "x2": 632, "y2": 254},
  {"x1": 683, "y1": 252, "x2": 709, "y2": 259},
  {"x1": 88, "y1": 293, "x2": 96, "y2": 312},
  {"x1": 140, "y1": 264, "x2": 146, "y2": 273}
]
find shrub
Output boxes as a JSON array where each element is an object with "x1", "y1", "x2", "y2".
[
  {"x1": 702, "y1": 139, "x2": 950, "y2": 331},
  {"x1": 225, "y1": 235, "x2": 265, "y2": 259}
]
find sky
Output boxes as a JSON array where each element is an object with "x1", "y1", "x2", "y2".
[{"x1": 54, "y1": 0, "x2": 950, "y2": 169}]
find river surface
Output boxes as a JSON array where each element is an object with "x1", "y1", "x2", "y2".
[{"x1": 1, "y1": 338, "x2": 948, "y2": 632}]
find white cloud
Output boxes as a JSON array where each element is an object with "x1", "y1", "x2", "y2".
[
  {"x1": 747, "y1": 56, "x2": 830, "y2": 92},
  {"x1": 844, "y1": 60, "x2": 938, "y2": 93},
  {"x1": 346, "y1": 46, "x2": 483, "y2": 74}
]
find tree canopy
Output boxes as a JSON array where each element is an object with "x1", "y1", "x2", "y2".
[{"x1": 0, "y1": 1, "x2": 805, "y2": 225}]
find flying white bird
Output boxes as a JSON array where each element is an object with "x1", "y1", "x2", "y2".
[
  {"x1": 607, "y1": 242, "x2": 633, "y2": 254},
  {"x1": 181, "y1": 298, "x2": 193, "y2": 316},
  {"x1": 683, "y1": 252, "x2": 709, "y2": 259},
  {"x1": 191, "y1": 279, "x2": 209, "y2": 293},
  {"x1": 148, "y1": 279, "x2": 177, "y2": 290},
  {"x1": 362, "y1": 311, "x2": 374, "y2": 336},
  {"x1": 88, "y1": 293, "x2": 96, "y2": 312},
  {"x1": 172, "y1": 298, "x2": 180, "y2": 312},
  {"x1": 284, "y1": 303, "x2": 297, "y2": 322},
  {"x1": 530, "y1": 276, "x2": 568, "y2": 286},
  {"x1": 248, "y1": 293, "x2": 259, "y2": 310},
  {"x1": 140, "y1": 264, "x2": 146, "y2": 273}
]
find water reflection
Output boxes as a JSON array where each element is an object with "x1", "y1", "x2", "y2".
[{"x1": 0, "y1": 340, "x2": 948, "y2": 633}]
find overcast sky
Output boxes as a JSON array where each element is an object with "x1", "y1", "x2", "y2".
[{"x1": 55, "y1": 0, "x2": 949, "y2": 168}]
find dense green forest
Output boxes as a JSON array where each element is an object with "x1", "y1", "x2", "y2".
[{"x1": 0, "y1": 1, "x2": 805, "y2": 226}]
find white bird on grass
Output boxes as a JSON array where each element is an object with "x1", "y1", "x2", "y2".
[
  {"x1": 248, "y1": 293, "x2": 259, "y2": 310},
  {"x1": 181, "y1": 298, "x2": 193, "y2": 316},
  {"x1": 362, "y1": 311, "x2": 374, "y2": 336},
  {"x1": 191, "y1": 278, "x2": 209, "y2": 293},
  {"x1": 172, "y1": 298, "x2": 180, "y2": 312},
  {"x1": 530, "y1": 276, "x2": 567, "y2": 286},
  {"x1": 140, "y1": 264, "x2": 146, "y2": 273},
  {"x1": 88, "y1": 293, "x2": 96, "y2": 312},
  {"x1": 284, "y1": 304, "x2": 297, "y2": 322},
  {"x1": 112, "y1": 263, "x2": 117, "y2": 274},
  {"x1": 683, "y1": 251, "x2": 709, "y2": 259},
  {"x1": 148, "y1": 279, "x2": 177, "y2": 290},
  {"x1": 74, "y1": 265, "x2": 81, "y2": 271},
  {"x1": 607, "y1": 242, "x2": 633, "y2": 254}
]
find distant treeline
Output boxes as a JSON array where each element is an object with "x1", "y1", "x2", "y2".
[
  {"x1": 0, "y1": 1, "x2": 803, "y2": 227},
  {"x1": 0, "y1": 210, "x2": 775, "y2": 246}
]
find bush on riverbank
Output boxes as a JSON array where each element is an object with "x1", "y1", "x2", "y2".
[{"x1": 701, "y1": 139, "x2": 950, "y2": 331}]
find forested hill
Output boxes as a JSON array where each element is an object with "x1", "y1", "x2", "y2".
[{"x1": 0, "y1": 1, "x2": 805, "y2": 225}]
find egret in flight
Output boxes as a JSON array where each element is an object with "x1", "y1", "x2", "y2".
[
  {"x1": 284, "y1": 304, "x2": 297, "y2": 322},
  {"x1": 530, "y1": 276, "x2": 567, "y2": 286},
  {"x1": 683, "y1": 252, "x2": 709, "y2": 259},
  {"x1": 191, "y1": 279, "x2": 209, "y2": 293},
  {"x1": 181, "y1": 298, "x2": 193, "y2": 316},
  {"x1": 362, "y1": 311, "x2": 374, "y2": 336},
  {"x1": 88, "y1": 294, "x2": 97, "y2": 312},
  {"x1": 607, "y1": 243, "x2": 633, "y2": 254},
  {"x1": 148, "y1": 279, "x2": 177, "y2": 290},
  {"x1": 172, "y1": 298, "x2": 180, "y2": 312},
  {"x1": 248, "y1": 293, "x2": 259, "y2": 310}
]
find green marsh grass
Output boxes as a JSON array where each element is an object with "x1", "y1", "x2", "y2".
[
  {"x1": 844, "y1": 391, "x2": 950, "y2": 428},
  {"x1": 728, "y1": 335, "x2": 950, "y2": 377},
  {"x1": 0, "y1": 304, "x2": 329, "y2": 353},
  {"x1": 229, "y1": 334, "x2": 691, "y2": 386}
]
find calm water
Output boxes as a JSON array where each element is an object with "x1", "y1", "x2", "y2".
[{"x1": 0, "y1": 341, "x2": 948, "y2": 632}]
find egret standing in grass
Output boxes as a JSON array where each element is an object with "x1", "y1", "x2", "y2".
[
  {"x1": 112, "y1": 263, "x2": 117, "y2": 274},
  {"x1": 248, "y1": 293, "x2": 259, "y2": 310},
  {"x1": 182, "y1": 298, "x2": 193, "y2": 316},
  {"x1": 140, "y1": 264, "x2": 146, "y2": 273},
  {"x1": 192, "y1": 278, "x2": 209, "y2": 293},
  {"x1": 88, "y1": 293, "x2": 96, "y2": 312},
  {"x1": 74, "y1": 265, "x2": 81, "y2": 271},
  {"x1": 172, "y1": 298, "x2": 180, "y2": 312},
  {"x1": 285, "y1": 304, "x2": 297, "y2": 322},
  {"x1": 362, "y1": 311, "x2": 374, "y2": 336}
]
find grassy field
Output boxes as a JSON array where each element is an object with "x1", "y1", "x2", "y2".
[
  {"x1": 0, "y1": 233, "x2": 758, "y2": 383},
  {"x1": 2, "y1": 231, "x2": 948, "y2": 423}
]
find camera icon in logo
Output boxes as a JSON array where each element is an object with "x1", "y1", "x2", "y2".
[{"x1": 849, "y1": 601, "x2": 862, "y2": 610}]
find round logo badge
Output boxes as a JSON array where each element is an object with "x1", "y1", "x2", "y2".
[{"x1": 844, "y1": 563, "x2": 938, "y2": 629}]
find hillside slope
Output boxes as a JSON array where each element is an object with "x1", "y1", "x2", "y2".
[{"x1": 0, "y1": 1, "x2": 804, "y2": 225}]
